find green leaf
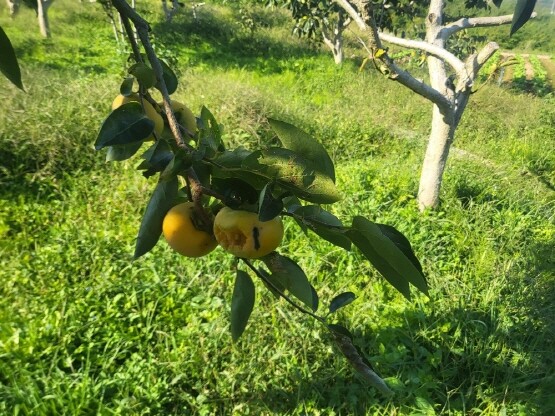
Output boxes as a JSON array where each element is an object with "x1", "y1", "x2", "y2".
[
  {"x1": 134, "y1": 175, "x2": 178, "y2": 258},
  {"x1": 211, "y1": 177, "x2": 259, "y2": 209},
  {"x1": 198, "y1": 106, "x2": 224, "y2": 157},
  {"x1": 492, "y1": 0, "x2": 502, "y2": 6},
  {"x1": 106, "y1": 141, "x2": 143, "y2": 162},
  {"x1": 510, "y1": 0, "x2": 536, "y2": 36},
  {"x1": 268, "y1": 118, "x2": 335, "y2": 182},
  {"x1": 95, "y1": 102, "x2": 154, "y2": 150},
  {"x1": 157, "y1": 59, "x2": 178, "y2": 95},
  {"x1": 328, "y1": 323, "x2": 353, "y2": 339},
  {"x1": 329, "y1": 292, "x2": 356, "y2": 314},
  {"x1": 231, "y1": 270, "x2": 255, "y2": 342},
  {"x1": 329, "y1": 323, "x2": 393, "y2": 396},
  {"x1": 310, "y1": 285, "x2": 319, "y2": 311},
  {"x1": 138, "y1": 141, "x2": 174, "y2": 177},
  {"x1": 291, "y1": 205, "x2": 351, "y2": 250},
  {"x1": 0, "y1": 25, "x2": 24, "y2": 90},
  {"x1": 160, "y1": 149, "x2": 193, "y2": 180},
  {"x1": 129, "y1": 63, "x2": 157, "y2": 89},
  {"x1": 119, "y1": 77, "x2": 134, "y2": 96},
  {"x1": 259, "y1": 267, "x2": 285, "y2": 299},
  {"x1": 376, "y1": 223, "x2": 423, "y2": 275},
  {"x1": 346, "y1": 217, "x2": 427, "y2": 300},
  {"x1": 262, "y1": 252, "x2": 315, "y2": 309},
  {"x1": 243, "y1": 148, "x2": 341, "y2": 204},
  {"x1": 258, "y1": 182, "x2": 283, "y2": 221}
]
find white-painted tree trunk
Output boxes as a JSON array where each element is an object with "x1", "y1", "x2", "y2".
[
  {"x1": 336, "y1": 0, "x2": 523, "y2": 210},
  {"x1": 321, "y1": 11, "x2": 349, "y2": 65},
  {"x1": 6, "y1": 0, "x2": 20, "y2": 17},
  {"x1": 322, "y1": 33, "x2": 344, "y2": 64},
  {"x1": 418, "y1": 105, "x2": 455, "y2": 209},
  {"x1": 37, "y1": 0, "x2": 53, "y2": 38},
  {"x1": 417, "y1": 4, "x2": 455, "y2": 210}
]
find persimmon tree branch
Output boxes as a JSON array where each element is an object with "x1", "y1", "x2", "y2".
[
  {"x1": 442, "y1": 13, "x2": 536, "y2": 38},
  {"x1": 379, "y1": 32, "x2": 465, "y2": 74},
  {"x1": 111, "y1": 0, "x2": 206, "y2": 211},
  {"x1": 335, "y1": 0, "x2": 452, "y2": 113},
  {"x1": 242, "y1": 258, "x2": 326, "y2": 324},
  {"x1": 241, "y1": 257, "x2": 393, "y2": 395}
]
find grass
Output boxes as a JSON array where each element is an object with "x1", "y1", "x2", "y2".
[{"x1": 1, "y1": 0, "x2": 555, "y2": 414}]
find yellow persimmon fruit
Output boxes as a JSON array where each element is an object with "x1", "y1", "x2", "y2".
[
  {"x1": 213, "y1": 207, "x2": 284, "y2": 259},
  {"x1": 162, "y1": 202, "x2": 218, "y2": 258},
  {"x1": 159, "y1": 100, "x2": 198, "y2": 135},
  {"x1": 112, "y1": 94, "x2": 164, "y2": 140}
]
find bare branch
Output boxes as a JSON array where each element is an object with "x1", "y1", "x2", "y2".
[
  {"x1": 442, "y1": 12, "x2": 537, "y2": 38},
  {"x1": 335, "y1": 0, "x2": 452, "y2": 112},
  {"x1": 454, "y1": 41, "x2": 499, "y2": 125},
  {"x1": 379, "y1": 32, "x2": 465, "y2": 74}
]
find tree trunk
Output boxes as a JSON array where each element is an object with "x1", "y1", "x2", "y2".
[
  {"x1": 322, "y1": 33, "x2": 344, "y2": 65},
  {"x1": 418, "y1": 105, "x2": 455, "y2": 210},
  {"x1": 321, "y1": 11, "x2": 347, "y2": 65},
  {"x1": 417, "y1": 0, "x2": 456, "y2": 210},
  {"x1": 37, "y1": 0, "x2": 53, "y2": 38},
  {"x1": 6, "y1": 0, "x2": 20, "y2": 17}
]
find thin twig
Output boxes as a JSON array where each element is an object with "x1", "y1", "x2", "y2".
[{"x1": 241, "y1": 258, "x2": 326, "y2": 324}]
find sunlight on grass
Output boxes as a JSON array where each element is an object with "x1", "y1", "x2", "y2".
[{"x1": 1, "y1": 0, "x2": 554, "y2": 414}]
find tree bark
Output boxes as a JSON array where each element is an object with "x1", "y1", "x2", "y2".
[
  {"x1": 6, "y1": 0, "x2": 20, "y2": 17},
  {"x1": 321, "y1": 10, "x2": 348, "y2": 65},
  {"x1": 418, "y1": 106, "x2": 455, "y2": 210},
  {"x1": 322, "y1": 31, "x2": 344, "y2": 64},
  {"x1": 37, "y1": 0, "x2": 53, "y2": 38}
]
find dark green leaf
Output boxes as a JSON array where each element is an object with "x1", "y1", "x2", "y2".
[
  {"x1": 268, "y1": 118, "x2": 335, "y2": 182},
  {"x1": 329, "y1": 292, "x2": 356, "y2": 314},
  {"x1": 243, "y1": 148, "x2": 341, "y2": 204},
  {"x1": 161, "y1": 149, "x2": 193, "y2": 180},
  {"x1": 106, "y1": 141, "x2": 143, "y2": 162},
  {"x1": 492, "y1": 0, "x2": 502, "y2": 6},
  {"x1": 258, "y1": 182, "x2": 283, "y2": 221},
  {"x1": 95, "y1": 102, "x2": 154, "y2": 150},
  {"x1": 212, "y1": 149, "x2": 274, "y2": 192},
  {"x1": 211, "y1": 177, "x2": 259, "y2": 208},
  {"x1": 329, "y1": 323, "x2": 393, "y2": 396},
  {"x1": 198, "y1": 106, "x2": 224, "y2": 157},
  {"x1": 347, "y1": 217, "x2": 427, "y2": 300},
  {"x1": 328, "y1": 323, "x2": 353, "y2": 339},
  {"x1": 259, "y1": 267, "x2": 285, "y2": 299},
  {"x1": 310, "y1": 285, "x2": 319, "y2": 311},
  {"x1": 376, "y1": 223, "x2": 423, "y2": 275},
  {"x1": 142, "y1": 140, "x2": 173, "y2": 165},
  {"x1": 134, "y1": 175, "x2": 178, "y2": 258},
  {"x1": 157, "y1": 59, "x2": 178, "y2": 95},
  {"x1": 129, "y1": 63, "x2": 157, "y2": 89},
  {"x1": 510, "y1": 0, "x2": 536, "y2": 36},
  {"x1": 0, "y1": 25, "x2": 24, "y2": 90},
  {"x1": 119, "y1": 77, "x2": 134, "y2": 96},
  {"x1": 231, "y1": 270, "x2": 256, "y2": 342},
  {"x1": 291, "y1": 205, "x2": 351, "y2": 250},
  {"x1": 262, "y1": 252, "x2": 314, "y2": 309},
  {"x1": 137, "y1": 140, "x2": 174, "y2": 177}
]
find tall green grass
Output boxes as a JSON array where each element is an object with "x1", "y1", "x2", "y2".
[{"x1": 1, "y1": 0, "x2": 554, "y2": 414}]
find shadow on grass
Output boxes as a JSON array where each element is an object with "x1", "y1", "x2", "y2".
[{"x1": 151, "y1": 7, "x2": 321, "y2": 73}]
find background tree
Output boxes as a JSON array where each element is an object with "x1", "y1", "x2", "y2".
[
  {"x1": 5, "y1": 0, "x2": 54, "y2": 37},
  {"x1": 267, "y1": 0, "x2": 425, "y2": 64},
  {"x1": 274, "y1": 0, "x2": 537, "y2": 210}
]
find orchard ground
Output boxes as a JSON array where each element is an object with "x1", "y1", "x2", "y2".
[{"x1": 1, "y1": 0, "x2": 554, "y2": 414}]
